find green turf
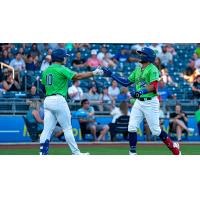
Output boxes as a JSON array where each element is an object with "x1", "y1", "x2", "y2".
[{"x1": 0, "y1": 144, "x2": 199, "y2": 155}]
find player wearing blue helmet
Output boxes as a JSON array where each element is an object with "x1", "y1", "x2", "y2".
[
  {"x1": 102, "y1": 47, "x2": 181, "y2": 155},
  {"x1": 40, "y1": 48, "x2": 104, "y2": 155}
]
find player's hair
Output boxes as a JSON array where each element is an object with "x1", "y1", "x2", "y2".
[
  {"x1": 81, "y1": 99, "x2": 89, "y2": 106},
  {"x1": 119, "y1": 101, "x2": 128, "y2": 115}
]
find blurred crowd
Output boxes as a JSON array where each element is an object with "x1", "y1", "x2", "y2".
[
  {"x1": 1, "y1": 43, "x2": 198, "y2": 142},
  {"x1": 1, "y1": 43, "x2": 199, "y2": 102}
]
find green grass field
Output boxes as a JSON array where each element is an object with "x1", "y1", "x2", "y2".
[{"x1": 0, "y1": 143, "x2": 199, "y2": 155}]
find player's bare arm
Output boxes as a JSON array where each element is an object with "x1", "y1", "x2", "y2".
[{"x1": 73, "y1": 68, "x2": 103, "y2": 81}]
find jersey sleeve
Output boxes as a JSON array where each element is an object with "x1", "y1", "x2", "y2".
[
  {"x1": 61, "y1": 67, "x2": 77, "y2": 80},
  {"x1": 149, "y1": 67, "x2": 160, "y2": 83},
  {"x1": 128, "y1": 70, "x2": 136, "y2": 83},
  {"x1": 41, "y1": 72, "x2": 46, "y2": 85}
]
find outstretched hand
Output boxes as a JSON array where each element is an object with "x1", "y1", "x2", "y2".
[
  {"x1": 92, "y1": 67, "x2": 104, "y2": 76},
  {"x1": 102, "y1": 67, "x2": 113, "y2": 77}
]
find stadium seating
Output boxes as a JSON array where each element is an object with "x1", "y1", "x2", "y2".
[{"x1": 0, "y1": 43, "x2": 199, "y2": 115}]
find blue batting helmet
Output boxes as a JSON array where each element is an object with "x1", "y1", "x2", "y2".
[
  {"x1": 136, "y1": 47, "x2": 156, "y2": 63},
  {"x1": 51, "y1": 48, "x2": 69, "y2": 63}
]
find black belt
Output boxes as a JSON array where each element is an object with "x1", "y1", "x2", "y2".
[{"x1": 138, "y1": 97, "x2": 152, "y2": 101}]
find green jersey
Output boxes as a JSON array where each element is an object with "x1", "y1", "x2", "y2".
[
  {"x1": 128, "y1": 63, "x2": 159, "y2": 98},
  {"x1": 195, "y1": 110, "x2": 200, "y2": 123},
  {"x1": 42, "y1": 63, "x2": 76, "y2": 97}
]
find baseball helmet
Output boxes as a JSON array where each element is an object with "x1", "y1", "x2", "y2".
[
  {"x1": 51, "y1": 48, "x2": 69, "y2": 63},
  {"x1": 136, "y1": 47, "x2": 156, "y2": 63}
]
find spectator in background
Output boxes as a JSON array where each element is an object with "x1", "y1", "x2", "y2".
[
  {"x1": 72, "y1": 43, "x2": 91, "y2": 50},
  {"x1": 192, "y1": 75, "x2": 200, "y2": 99},
  {"x1": 84, "y1": 85, "x2": 100, "y2": 101},
  {"x1": 169, "y1": 104, "x2": 194, "y2": 141},
  {"x1": 113, "y1": 48, "x2": 129, "y2": 63},
  {"x1": 71, "y1": 51, "x2": 86, "y2": 69},
  {"x1": 30, "y1": 77, "x2": 46, "y2": 98},
  {"x1": 160, "y1": 68, "x2": 177, "y2": 86},
  {"x1": 40, "y1": 55, "x2": 52, "y2": 71},
  {"x1": 102, "y1": 52, "x2": 116, "y2": 68},
  {"x1": 25, "y1": 55, "x2": 38, "y2": 72},
  {"x1": 97, "y1": 46, "x2": 107, "y2": 61},
  {"x1": 108, "y1": 80, "x2": 120, "y2": 100},
  {"x1": 29, "y1": 43, "x2": 40, "y2": 59},
  {"x1": 166, "y1": 43, "x2": 177, "y2": 55},
  {"x1": 180, "y1": 59, "x2": 199, "y2": 83},
  {"x1": 131, "y1": 43, "x2": 146, "y2": 51},
  {"x1": 57, "y1": 43, "x2": 66, "y2": 49},
  {"x1": 154, "y1": 57, "x2": 165, "y2": 72},
  {"x1": 10, "y1": 52, "x2": 26, "y2": 71},
  {"x1": 149, "y1": 43, "x2": 162, "y2": 55},
  {"x1": 18, "y1": 47, "x2": 26, "y2": 60},
  {"x1": 68, "y1": 80, "x2": 83, "y2": 102},
  {"x1": 86, "y1": 49, "x2": 102, "y2": 69},
  {"x1": 78, "y1": 99, "x2": 109, "y2": 141},
  {"x1": 99, "y1": 86, "x2": 113, "y2": 111},
  {"x1": 37, "y1": 43, "x2": 51, "y2": 56},
  {"x1": 158, "y1": 80, "x2": 173, "y2": 101},
  {"x1": 117, "y1": 87, "x2": 130, "y2": 102},
  {"x1": 26, "y1": 101, "x2": 44, "y2": 133},
  {"x1": 195, "y1": 102, "x2": 200, "y2": 136},
  {"x1": 157, "y1": 45, "x2": 173, "y2": 66},
  {"x1": 2, "y1": 72, "x2": 20, "y2": 92},
  {"x1": 84, "y1": 85, "x2": 101, "y2": 111},
  {"x1": 47, "y1": 48, "x2": 53, "y2": 56},
  {"x1": 0, "y1": 50, "x2": 11, "y2": 65},
  {"x1": 109, "y1": 100, "x2": 130, "y2": 141}
]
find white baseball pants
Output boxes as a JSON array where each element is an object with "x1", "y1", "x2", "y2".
[
  {"x1": 40, "y1": 95, "x2": 80, "y2": 155},
  {"x1": 128, "y1": 97, "x2": 161, "y2": 136}
]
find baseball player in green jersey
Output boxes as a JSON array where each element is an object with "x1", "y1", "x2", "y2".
[
  {"x1": 103, "y1": 47, "x2": 181, "y2": 155},
  {"x1": 40, "y1": 48, "x2": 104, "y2": 155}
]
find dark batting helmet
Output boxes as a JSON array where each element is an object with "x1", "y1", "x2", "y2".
[
  {"x1": 51, "y1": 48, "x2": 69, "y2": 63},
  {"x1": 136, "y1": 47, "x2": 156, "y2": 63}
]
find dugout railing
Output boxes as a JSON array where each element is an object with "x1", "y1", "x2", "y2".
[{"x1": 0, "y1": 96, "x2": 198, "y2": 116}]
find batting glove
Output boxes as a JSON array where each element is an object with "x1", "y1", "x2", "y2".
[
  {"x1": 130, "y1": 89, "x2": 148, "y2": 98},
  {"x1": 102, "y1": 67, "x2": 113, "y2": 77},
  {"x1": 92, "y1": 68, "x2": 104, "y2": 76}
]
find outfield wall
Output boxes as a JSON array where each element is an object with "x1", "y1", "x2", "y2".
[{"x1": 0, "y1": 116, "x2": 199, "y2": 142}]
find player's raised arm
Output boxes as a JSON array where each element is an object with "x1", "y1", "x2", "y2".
[{"x1": 102, "y1": 67, "x2": 133, "y2": 87}]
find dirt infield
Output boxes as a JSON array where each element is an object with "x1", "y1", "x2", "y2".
[{"x1": 0, "y1": 142, "x2": 199, "y2": 150}]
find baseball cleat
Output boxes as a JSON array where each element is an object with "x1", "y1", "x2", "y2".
[
  {"x1": 173, "y1": 142, "x2": 181, "y2": 155},
  {"x1": 129, "y1": 151, "x2": 137, "y2": 155},
  {"x1": 74, "y1": 152, "x2": 90, "y2": 155}
]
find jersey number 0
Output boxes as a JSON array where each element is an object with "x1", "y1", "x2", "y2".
[{"x1": 46, "y1": 74, "x2": 53, "y2": 85}]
